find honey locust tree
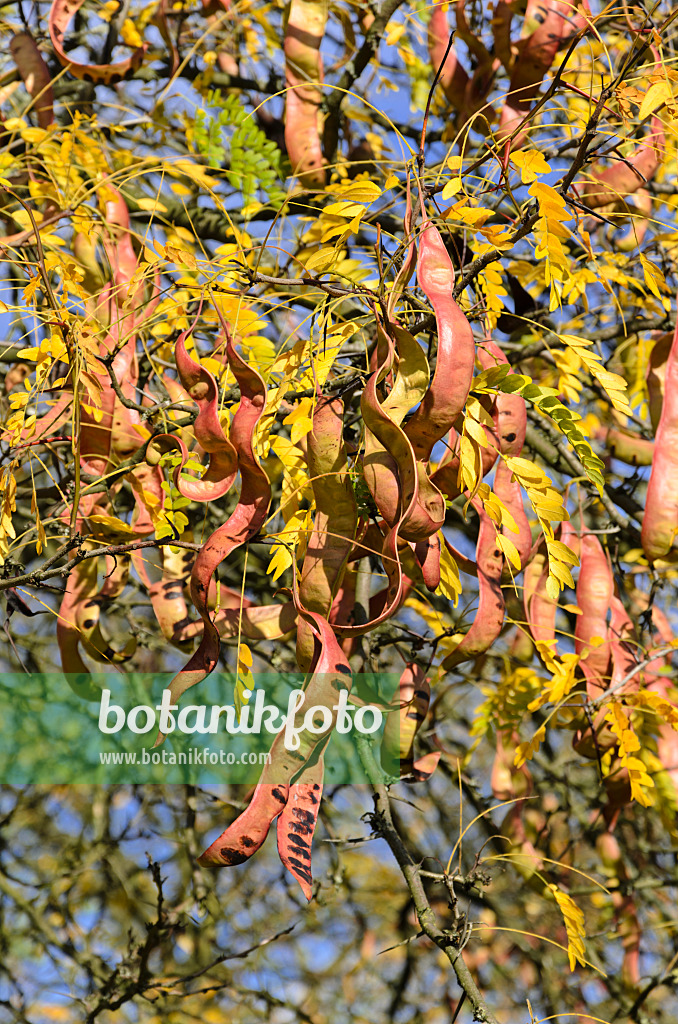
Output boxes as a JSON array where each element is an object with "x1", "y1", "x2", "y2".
[{"x1": 1, "y1": 2, "x2": 678, "y2": 1023}]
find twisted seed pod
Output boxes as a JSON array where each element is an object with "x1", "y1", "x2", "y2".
[
  {"x1": 49, "y1": 0, "x2": 147, "y2": 84},
  {"x1": 73, "y1": 553, "x2": 136, "y2": 665},
  {"x1": 199, "y1": 581, "x2": 352, "y2": 889},
  {"x1": 405, "y1": 219, "x2": 475, "y2": 461},
  {"x1": 158, "y1": 327, "x2": 271, "y2": 734},
  {"x1": 296, "y1": 396, "x2": 358, "y2": 670},
  {"x1": 362, "y1": 321, "x2": 428, "y2": 529},
  {"x1": 284, "y1": 0, "x2": 327, "y2": 186},
  {"x1": 148, "y1": 325, "x2": 238, "y2": 502},
  {"x1": 642, "y1": 313, "x2": 678, "y2": 562}
]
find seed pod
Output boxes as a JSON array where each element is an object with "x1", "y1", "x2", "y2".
[
  {"x1": 158, "y1": 325, "x2": 271, "y2": 735},
  {"x1": 380, "y1": 663, "x2": 431, "y2": 778},
  {"x1": 430, "y1": 418, "x2": 499, "y2": 502},
  {"x1": 200, "y1": 581, "x2": 352, "y2": 892},
  {"x1": 642, "y1": 315, "x2": 678, "y2": 562},
  {"x1": 498, "y1": 0, "x2": 590, "y2": 149},
  {"x1": 581, "y1": 113, "x2": 664, "y2": 210},
  {"x1": 199, "y1": 782, "x2": 291, "y2": 867},
  {"x1": 10, "y1": 32, "x2": 53, "y2": 128},
  {"x1": 647, "y1": 330, "x2": 672, "y2": 434},
  {"x1": 442, "y1": 499, "x2": 505, "y2": 669},
  {"x1": 49, "y1": 0, "x2": 147, "y2": 83},
  {"x1": 149, "y1": 328, "x2": 238, "y2": 502},
  {"x1": 523, "y1": 550, "x2": 557, "y2": 659},
  {"x1": 284, "y1": 0, "x2": 327, "y2": 186},
  {"x1": 427, "y1": 2, "x2": 469, "y2": 112},
  {"x1": 296, "y1": 396, "x2": 358, "y2": 670},
  {"x1": 597, "y1": 426, "x2": 654, "y2": 467},
  {"x1": 405, "y1": 220, "x2": 475, "y2": 461},
  {"x1": 478, "y1": 339, "x2": 531, "y2": 568},
  {"x1": 574, "y1": 534, "x2": 612, "y2": 699},
  {"x1": 276, "y1": 746, "x2": 325, "y2": 900}
]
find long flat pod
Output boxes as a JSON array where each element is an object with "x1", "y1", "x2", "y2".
[
  {"x1": 642, "y1": 311, "x2": 678, "y2": 562},
  {"x1": 574, "y1": 533, "x2": 612, "y2": 698},
  {"x1": 10, "y1": 32, "x2": 54, "y2": 128},
  {"x1": 276, "y1": 739, "x2": 327, "y2": 900},
  {"x1": 442, "y1": 499, "x2": 505, "y2": 669},
  {"x1": 404, "y1": 219, "x2": 475, "y2": 461},
  {"x1": 284, "y1": 0, "x2": 327, "y2": 186},
  {"x1": 380, "y1": 663, "x2": 431, "y2": 778}
]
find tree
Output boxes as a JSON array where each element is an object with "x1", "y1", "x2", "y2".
[{"x1": 1, "y1": 0, "x2": 678, "y2": 1021}]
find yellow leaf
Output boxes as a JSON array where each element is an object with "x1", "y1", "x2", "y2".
[
  {"x1": 441, "y1": 176, "x2": 463, "y2": 199},
  {"x1": 335, "y1": 180, "x2": 382, "y2": 204},
  {"x1": 435, "y1": 534, "x2": 461, "y2": 605},
  {"x1": 88, "y1": 514, "x2": 137, "y2": 537},
  {"x1": 639, "y1": 80, "x2": 672, "y2": 121},
  {"x1": 304, "y1": 247, "x2": 339, "y2": 273},
  {"x1": 511, "y1": 149, "x2": 551, "y2": 184}
]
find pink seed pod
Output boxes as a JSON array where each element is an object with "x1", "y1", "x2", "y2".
[
  {"x1": 642, "y1": 311, "x2": 678, "y2": 562},
  {"x1": 284, "y1": 0, "x2": 327, "y2": 186},
  {"x1": 49, "y1": 0, "x2": 147, "y2": 84}
]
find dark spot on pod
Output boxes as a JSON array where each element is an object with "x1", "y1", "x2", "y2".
[
  {"x1": 288, "y1": 859, "x2": 313, "y2": 881},
  {"x1": 172, "y1": 616, "x2": 191, "y2": 631},
  {"x1": 292, "y1": 807, "x2": 315, "y2": 824},
  {"x1": 313, "y1": 784, "x2": 320, "y2": 790},
  {"x1": 414, "y1": 689, "x2": 429, "y2": 700},
  {"x1": 285, "y1": 750, "x2": 306, "y2": 764},
  {"x1": 82, "y1": 619, "x2": 95, "y2": 629},
  {"x1": 219, "y1": 847, "x2": 248, "y2": 865},
  {"x1": 505, "y1": 432, "x2": 516, "y2": 442},
  {"x1": 287, "y1": 842, "x2": 311, "y2": 861},
  {"x1": 272, "y1": 787, "x2": 287, "y2": 803},
  {"x1": 289, "y1": 821, "x2": 313, "y2": 836},
  {"x1": 308, "y1": 791, "x2": 318, "y2": 804},
  {"x1": 336, "y1": 664, "x2": 351, "y2": 675},
  {"x1": 82, "y1": 72, "x2": 94, "y2": 83},
  {"x1": 406, "y1": 710, "x2": 426, "y2": 722},
  {"x1": 241, "y1": 836, "x2": 256, "y2": 848},
  {"x1": 288, "y1": 833, "x2": 310, "y2": 849},
  {"x1": 104, "y1": 647, "x2": 115, "y2": 660}
]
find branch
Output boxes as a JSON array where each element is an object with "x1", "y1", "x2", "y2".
[
  {"x1": 357, "y1": 739, "x2": 500, "y2": 1024},
  {"x1": 323, "y1": 0, "x2": 409, "y2": 163}
]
